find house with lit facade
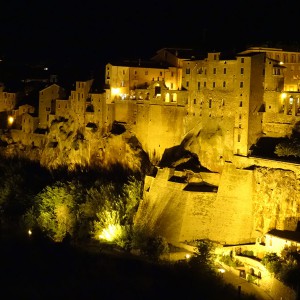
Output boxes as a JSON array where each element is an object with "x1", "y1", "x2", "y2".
[
  {"x1": 103, "y1": 46, "x2": 300, "y2": 161},
  {"x1": 4, "y1": 45, "x2": 300, "y2": 164}
]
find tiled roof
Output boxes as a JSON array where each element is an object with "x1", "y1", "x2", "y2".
[
  {"x1": 267, "y1": 229, "x2": 300, "y2": 243},
  {"x1": 108, "y1": 59, "x2": 170, "y2": 69}
]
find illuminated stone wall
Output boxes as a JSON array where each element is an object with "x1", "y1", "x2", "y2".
[
  {"x1": 39, "y1": 84, "x2": 63, "y2": 129},
  {"x1": 134, "y1": 165, "x2": 254, "y2": 245},
  {"x1": 134, "y1": 104, "x2": 186, "y2": 163},
  {"x1": 135, "y1": 162, "x2": 300, "y2": 245}
]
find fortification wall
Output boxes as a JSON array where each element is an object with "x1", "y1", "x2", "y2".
[
  {"x1": 134, "y1": 164, "x2": 255, "y2": 245},
  {"x1": 133, "y1": 104, "x2": 186, "y2": 163}
]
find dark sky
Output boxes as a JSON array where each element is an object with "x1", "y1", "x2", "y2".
[{"x1": 1, "y1": 1, "x2": 300, "y2": 69}]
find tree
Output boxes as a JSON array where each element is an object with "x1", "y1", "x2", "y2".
[
  {"x1": 189, "y1": 239, "x2": 216, "y2": 271},
  {"x1": 262, "y1": 252, "x2": 282, "y2": 275},
  {"x1": 34, "y1": 181, "x2": 78, "y2": 242}
]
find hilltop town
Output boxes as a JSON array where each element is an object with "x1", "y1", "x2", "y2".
[{"x1": 1, "y1": 46, "x2": 300, "y2": 264}]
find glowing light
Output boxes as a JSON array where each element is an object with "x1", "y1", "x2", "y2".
[
  {"x1": 8, "y1": 116, "x2": 14, "y2": 125},
  {"x1": 99, "y1": 224, "x2": 121, "y2": 242},
  {"x1": 281, "y1": 93, "x2": 287, "y2": 100},
  {"x1": 185, "y1": 254, "x2": 191, "y2": 259},
  {"x1": 28, "y1": 229, "x2": 32, "y2": 236},
  {"x1": 218, "y1": 268, "x2": 225, "y2": 273},
  {"x1": 111, "y1": 88, "x2": 120, "y2": 96}
]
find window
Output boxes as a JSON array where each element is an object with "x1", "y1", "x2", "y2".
[
  {"x1": 241, "y1": 68, "x2": 244, "y2": 75},
  {"x1": 239, "y1": 114, "x2": 242, "y2": 120},
  {"x1": 240, "y1": 82, "x2": 244, "y2": 88},
  {"x1": 123, "y1": 70, "x2": 125, "y2": 75},
  {"x1": 171, "y1": 83, "x2": 173, "y2": 89},
  {"x1": 223, "y1": 68, "x2": 226, "y2": 74},
  {"x1": 186, "y1": 81, "x2": 189, "y2": 88},
  {"x1": 194, "y1": 99, "x2": 196, "y2": 104},
  {"x1": 213, "y1": 68, "x2": 216, "y2": 74},
  {"x1": 160, "y1": 71, "x2": 163, "y2": 76},
  {"x1": 223, "y1": 81, "x2": 226, "y2": 88},
  {"x1": 212, "y1": 82, "x2": 216, "y2": 88},
  {"x1": 171, "y1": 72, "x2": 174, "y2": 77},
  {"x1": 186, "y1": 68, "x2": 190, "y2": 74},
  {"x1": 214, "y1": 54, "x2": 217, "y2": 60},
  {"x1": 134, "y1": 70, "x2": 137, "y2": 75},
  {"x1": 204, "y1": 81, "x2": 206, "y2": 87},
  {"x1": 240, "y1": 101, "x2": 243, "y2": 107},
  {"x1": 155, "y1": 86, "x2": 161, "y2": 96},
  {"x1": 238, "y1": 134, "x2": 241, "y2": 142},
  {"x1": 197, "y1": 82, "x2": 200, "y2": 90},
  {"x1": 209, "y1": 99, "x2": 212, "y2": 108},
  {"x1": 241, "y1": 57, "x2": 244, "y2": 63}
]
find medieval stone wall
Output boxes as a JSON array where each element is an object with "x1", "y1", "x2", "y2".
[{"x1": 134, "y1": 161, "x2": 300, "y2": 246}]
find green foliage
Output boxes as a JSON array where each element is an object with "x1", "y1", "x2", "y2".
[
  {"x1": 262, "y1": 252, "x2": 282, "y2": 275},
  {"x1": 220, "y1": 254, "x2": 244, "y2": 268},
  {"x1": 34, "y1": 181, "x2": 78, "y2": 242},
  {"x1": 189, "y1": 239, "x2": 215, "y2": 271},
  {"x1": 241, "y1": 250, "x2": 254, "y2": 257},
  {"x1": 275, "y1": 138, "x2": 300, "y2": 157},
  {"x1": 131, "y1": 227, "x2": 169, "y2": 261}
]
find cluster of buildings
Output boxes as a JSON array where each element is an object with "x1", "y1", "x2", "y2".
[{"x1": 1, "y1": 46, "x2": 300, "y2": 159}]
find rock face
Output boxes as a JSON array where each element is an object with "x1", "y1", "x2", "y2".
[
  {"x1": 1, "y1": 116, "x2": 300, "y2": 246},
  {"x1": 1, "y1": 118, "x2": 152, "y2": 174},
  {"x1": 253, "y1": 167, "x2": 300, "y2": 234}
]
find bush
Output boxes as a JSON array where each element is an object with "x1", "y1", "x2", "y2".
[{"x1": 132, "y1": 228, "x2": 169, "y2": 261}]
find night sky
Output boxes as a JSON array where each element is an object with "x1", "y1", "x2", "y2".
[{"x1": 1, "y1": 0, "x2": 300, "y2": 70}]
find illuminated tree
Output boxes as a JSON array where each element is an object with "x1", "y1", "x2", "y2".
[
  {"x1": 262, "y1": 252, "x2": 282, "y2": 275},
  {"x1": 189, "y1": 239, "x2": 216, "y2": 272},
  {"x1": 35, "y1": 182, "x2": 78, "y2": 242},
  {"x1": 90, "y1": 177, "x2": 142, "y2": 248}
]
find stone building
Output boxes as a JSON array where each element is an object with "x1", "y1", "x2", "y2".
[
  {"x1": 38, "y1": 84, "x2": 66, "y2": 129},
  {"x1": 104, "y1": 46, "x2": 300, "y2": 164}
]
